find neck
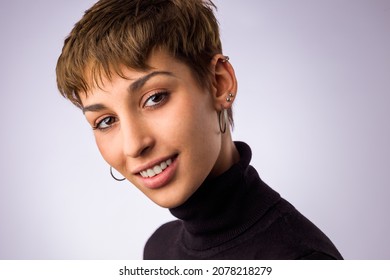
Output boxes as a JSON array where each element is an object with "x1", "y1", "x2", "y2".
[
  {"x1": 209, "y1": 130, "x2": 240, "y2": 178},
  {"x1": 169, "y1": 142, "x2": 281, "y2": 251}
]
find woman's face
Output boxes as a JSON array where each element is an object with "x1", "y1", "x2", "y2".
[{"x1": 81, "y1": 49, "x2": 231, "y2": 208}]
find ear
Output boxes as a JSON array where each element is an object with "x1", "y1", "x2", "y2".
[{"x1": 209, "y1": 54, "x2": 238, "y2": 110}]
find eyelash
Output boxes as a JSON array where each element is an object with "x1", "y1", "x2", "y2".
[
  {"x1": 92, "y1": 91, "x2": 169, "y2": 131},
  {"x1": 143, "y1": 91, "x2": 169, "y2": 109},
  {"x1": 92, "y1": 116, "x2": 117, "y2": 131}
]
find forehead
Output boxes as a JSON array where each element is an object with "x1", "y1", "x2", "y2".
[
  {"x1": 85, "y1": 49, "x2": 176, "y2": 82},
  {"x1": 79, "y1": 49, "x2": 197, "y2": 103}
]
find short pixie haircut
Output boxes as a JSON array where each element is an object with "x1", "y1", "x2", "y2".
[{"x1": 56, "y1": 0, "x2": 227, "y2": 108}]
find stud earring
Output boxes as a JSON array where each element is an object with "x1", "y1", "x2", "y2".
[
  {"x1": 226, "y1": 93, "x2": 234, "y2": 102},
  {"x1": 221, "y1": 56, "x2": 229, "y2": 63}
]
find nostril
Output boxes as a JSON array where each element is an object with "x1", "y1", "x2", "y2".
[
  {"x1": 140, "y1": 145, "x2": 151, "y2": 156},
  {"x1": 122, "y1": 126, "x2": 155, "y2": 157},
  {"x1": 138, "y1": 138, "x2": 155, "y2": 157}
]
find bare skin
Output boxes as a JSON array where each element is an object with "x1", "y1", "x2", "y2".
[{"x1": 81, "y1": 49, "x2": 239, "y2": 208}]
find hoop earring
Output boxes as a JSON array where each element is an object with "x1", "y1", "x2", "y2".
[
  {"x1": 110, "y1": 167, "x2": 126, "y2": 181},
  {"x1": 218, "y1": 108, "x2": 228, "y2": 134}
]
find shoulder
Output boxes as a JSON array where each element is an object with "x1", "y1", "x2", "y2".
[
  {"x1": 143, "y1": 219, "x2": 182, "y2": 259},
  {"x1": 250, "y1": 198, "x2": 343, "y2": 259}
]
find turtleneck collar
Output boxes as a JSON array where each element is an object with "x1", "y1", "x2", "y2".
[{"x1": 169, "y1": 142, "x2": 281, "y2": 251}]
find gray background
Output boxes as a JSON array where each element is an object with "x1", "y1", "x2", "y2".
[{"x1": 0, "y1": 0, "x2": 389, "y2": 259}]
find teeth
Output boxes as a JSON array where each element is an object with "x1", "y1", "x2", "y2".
[
  {"x1": 153, "y1": 165, "x2": 162, "y2": 174},
  {"x1": 147, "y1": 169, "x2": 155, "y2": 177},
  {"x1": 139, "y1": 158, "x2": 174, "y2": 178}
]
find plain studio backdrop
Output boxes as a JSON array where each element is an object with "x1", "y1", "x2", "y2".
[{"x1": 0, "y1": 0, "x2": 389, "y2": 260}]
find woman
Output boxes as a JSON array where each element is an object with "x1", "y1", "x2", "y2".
[{"x1": 56, "y1": 0, "x2": 342, "y2": 259}]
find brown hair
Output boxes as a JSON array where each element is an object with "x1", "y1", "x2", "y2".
[{"x1": 56, "y1": 0, "x2": 232, "y2": 122}]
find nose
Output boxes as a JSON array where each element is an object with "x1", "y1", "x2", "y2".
[{"x1": 121, "y1": 118, "x2": 154, "y2": 158}]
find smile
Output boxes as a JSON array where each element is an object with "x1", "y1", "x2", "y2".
[{"x1": 139, "y1": 158, "x2": 173, "y2": 178}]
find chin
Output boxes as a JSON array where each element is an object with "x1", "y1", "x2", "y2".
[
  {"x1": 149, "y1": 190, "x2": 193, "y2": 209},
  {"x1": 151, "y1": 197, "x2": 186, "y2": 209}
]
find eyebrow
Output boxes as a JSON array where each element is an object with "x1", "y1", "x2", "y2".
[
  {"x1": 128, "y1": 70, "x2": 175, "y2": 93},
  {"x1": 82, "y1": 103, "x2": 108, "y2": 114},
  {"x1": 82, "y1": 71, "x2": 175, "y2": 114}
]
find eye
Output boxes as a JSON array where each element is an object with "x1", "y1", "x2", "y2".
[
  {"x1": 93, "y1": 116, "x2": 117, "y2": 131},
  {"x1": 143, "y1": 91, "x2": 169, "y2": 108}
]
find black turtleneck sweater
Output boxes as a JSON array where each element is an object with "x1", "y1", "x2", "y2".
[{"x1": 144, "y1": 142, "x2": 343, "y2": 260}]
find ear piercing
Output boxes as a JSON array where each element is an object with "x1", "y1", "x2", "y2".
[
  {"x1": 221, "y1": 56, "x2": 229, "y2": 63},
  {"x1": 220, "y1": 56, "x2": 233, "y2": 103},
  {"x1": 218, "y1": 108, "x2": 228, "y2": 134},
  {"x1": 226, "y1": 93, "x2": 234, "y2": 102},
  {"x1": 110, "y1": 166, "x2": 126, "y2": 181}
]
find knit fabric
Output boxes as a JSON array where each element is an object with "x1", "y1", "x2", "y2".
[{"x1": 144, "y1": 142, "x2": 343, "y2": 259}]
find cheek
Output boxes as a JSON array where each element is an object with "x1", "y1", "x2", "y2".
[
  {"x1": 95, "y1": 135, "x2": 123, "y2": 169},
  {"x1": 170, "y1": 94, "x2": 221, "y2": 161},
  {"x1": 188, "y1": 95, "x2": 220, "y2": 141},
  {"x1": 161, "y1": 93, "x2": 219, "y2": 145}
]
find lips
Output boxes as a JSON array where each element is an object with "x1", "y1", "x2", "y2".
[
  {"x1": 136, "y1": 155, "x2": 178, "y2": 189},
  {"x1": 139, "y1": 158, "x2": 173, "y2": 178}
]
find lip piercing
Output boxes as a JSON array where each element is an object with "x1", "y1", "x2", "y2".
[{"x1": 226, "y1": 93, "x2": 234, "y2": 102}]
